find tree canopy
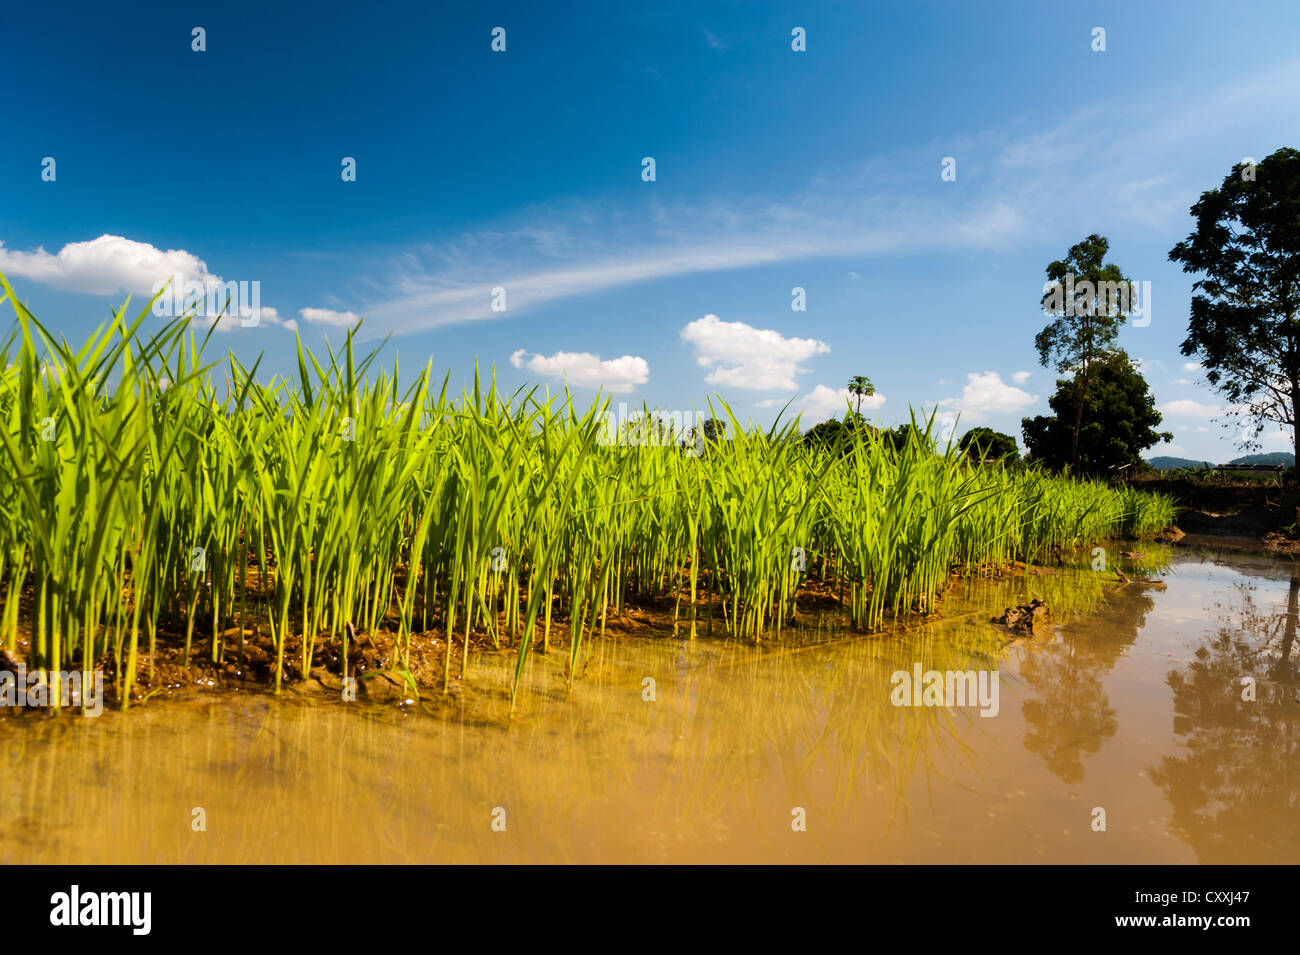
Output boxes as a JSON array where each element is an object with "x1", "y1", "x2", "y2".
[
  {"x1": 1035, "y1": 234, "x2": 1133, "y2": 469},
  {"x1": 958, "y1": 427, "x2": 1020, "y2": 462},
  {"x1": 1022, "y1": 350, "x2": 1171, "y2": 473},
  {"x1": 1169, "y1": 147, "x2": 1300, "y2": 467}
]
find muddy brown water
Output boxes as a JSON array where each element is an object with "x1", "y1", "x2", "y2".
[{"x1": 2, "y1": 546, "x2": 1296, "y2": 864}]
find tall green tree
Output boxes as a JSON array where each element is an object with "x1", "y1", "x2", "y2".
[
  {"x1": 1035, "y1": 234, "x2": 1133, "y2": 470},
  {"x1": 1022, "y1": 350, "x2": 1171, "y2": 473},
  {"x1": 1169, "y1": 147, "x2": 1300, "y2": 468},
  {"x1": 847, "y1": 375, "x2": 875, "y2": 417}
]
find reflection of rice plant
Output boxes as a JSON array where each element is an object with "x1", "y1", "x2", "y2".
[{"x1": 0, "y1": 277, "x2": 1175, "y2": 712}]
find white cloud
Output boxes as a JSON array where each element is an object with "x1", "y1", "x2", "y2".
[
  {"x1": 1182, "y1": 361, "x2": 1202, "y2": 372},
  {"x1": 0, "y1": 234, "x2": 218, "y2": 296},
  {"x1": 1011, "y1": 370, "x2": 1031, "y2": 384},
  {"x1": 300, "y1": 307, "x2": 363, "y2": 327},
  {"x1": 758, "y1": 384, "x2": 886, "y2": 422},
  {"x1": 197, "y1": 304, "x2": 295, "y2": 334},
  {"x1": 938, "y1": 371, "x2": 1038, "y2": 423},
  {"x1": 1161, "y1": 399, "x2": 1219, "y2": 418},
  {"x1": 0, "y1": 233, "x2": 293, "y2": 333},
  {"x1": 353, "y1": 182, "x2": 1030, "y2": 337},
  {"x1": 509, "y1": 348, "x2": 648, "y2": 393},
  {"x1": 1133, "y1": 357, "x2": 1168, "y2": 374},
  {"x1": 680, "y1": 314, "x2": 829, "y2": 391}
]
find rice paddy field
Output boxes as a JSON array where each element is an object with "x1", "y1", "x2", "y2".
[
  {"x1": 6, "y1": 544, "x2": 1297, "y2": 864},
  {"x1": 0, "y1": 283, "x2": 1177, "y2": 713}
]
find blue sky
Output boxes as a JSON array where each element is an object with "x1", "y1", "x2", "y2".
[{"x1": 2, "y1": 0, "x2": 1299, "y2": 460}]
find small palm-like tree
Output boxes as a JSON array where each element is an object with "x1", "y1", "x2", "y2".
[{"x1": 847, "y1": 375, "x2": 875, "y2": 417}]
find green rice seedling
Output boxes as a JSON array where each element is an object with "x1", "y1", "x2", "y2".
[{"x1": 0, "y1": 274, "x2": 1180, "y2": 714}]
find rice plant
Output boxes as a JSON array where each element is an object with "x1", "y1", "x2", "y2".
[{"x1": 0, "y1": 276, "x2": 1177, "y2": 712}]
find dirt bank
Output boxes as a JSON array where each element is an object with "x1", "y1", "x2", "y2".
[{"x1": 1134, "y1": 478, "x2": 1300, "y2": 556}]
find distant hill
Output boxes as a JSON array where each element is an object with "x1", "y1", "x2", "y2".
[
  {"x1": 1144, "y1": 451, "x2": 1293, "y2": 470},
  {"x1": 1146, "y1": 455, "x2": 1215, "y2": 470},
  {"x1": 1226, "y1": 452, "x2": 1293, "y2": 466}
]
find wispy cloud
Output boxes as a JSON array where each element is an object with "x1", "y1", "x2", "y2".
[
  {"x1": 1161, "y1": 399, "x2": 1221, "y2": 419},
  {"x1": 300, "y1": 307, "x2": 362, "y2": 327},
  {"x1": 345, "y1": 53, "x2": 1298, "y2": 341}
]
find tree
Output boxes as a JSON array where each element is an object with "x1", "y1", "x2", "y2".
[
  {"x1": 1021, "y1": 350, "x2": 1172, "y2": 473},
  {"x1": 699, "y1": 417, "x2": 727, "y2": 443},
  {"x1": 880, "y1": 422, "x2": 936, "y2": 454},
  {"x1": 1169, "y1": 148, "x2": 1300, "y2": 469},
  {"x1": 681, "y1": 416, "x2": 727, "y2": 454},
  {"x1": 847, "y1": 375, "x2": 875, "y2": 417},
  {"x1": 1035, "y1": 234, "x2": 1133, "y2": 470},
  {"x1": 804, "y1": 417, "x2": 852, "y2": 451},
  {"x1": 958, "y1": 427, "x2": 1020, "y2": 463}
]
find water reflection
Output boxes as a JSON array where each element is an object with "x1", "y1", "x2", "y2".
[
  {"x1": 2, "y1": 546, "x2": 1295, "y2": 864},
  {"x1": 1150, "y1": 566, "x2": 1299, "y2": 863},
  {"x1": 1018, "y1": 586, "x2": 1157, "y2": 783}
]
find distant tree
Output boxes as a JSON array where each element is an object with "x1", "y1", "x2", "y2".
[
  {"x1": 804, "y1": 417, "x2": 852, "y2": 451},
  {"x1": 880, "y1": 422, "x2": 938, "y2": 454},
  {"x1": 1035, "y1": 234, "x2": 1133, "y2": 470},
  {"x1": 1022, "y1": 350, "x2": 1172, "y2": 473},
  {"x1": 803, "y1": 416, "x2": 891, "y2": 456},
  {"x1": 847, "y1": 375, "x2": 875, "y2": 416},
  {"x1": 681, "y1": 416, "x2": 728, "y2": 454},
  {"x1": 958, "y1": 427, "x2": 1020, "y2": 462},
  {"x1": 1169, "y1": 147, "x2": 1300, "y2": 470}
]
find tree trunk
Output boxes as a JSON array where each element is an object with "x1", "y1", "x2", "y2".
[
  {"x1": 1071, "y1": 364, "x2": 1089, "y2": 472},
  {"x1": 1293, "y1": 392, "x2": 1300, "y2": 475},
  {"x1": 1278, "y1": 567, "x2": 1298, "y2": 681}
]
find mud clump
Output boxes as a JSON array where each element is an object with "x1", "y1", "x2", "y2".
[{"x1": 992, "y1": 599, "x2": 1053, "y2": 635}]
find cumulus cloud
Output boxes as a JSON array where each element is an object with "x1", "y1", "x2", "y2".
[
  {"x1": 0, "y1": 234, "x2": 292, "y2": 334},
  {"x1": 300, "y1": 307, "x2": 363, "y2": 327},
  {"x1": 0, "y1": 234, "x2": 218, "y2": 296},
  {"x1": 757, "y1": 384, "x2": 886, "y2": 422},
  {"x1": 1011, "y1": 370, "x2": 1031, "y2": 384},
  {"x1": 938, "y1": 371, "x2": 1038, "y2": 423},
  {"x1": 509, "y1": 348, "x2": 649, "y2": 393},
  {"x1": 1182, "y1": 362, "x2": 1202, "y2": 371},
  {"x1": 680, "y1": 314, "x2": 829, "y2": 391}
]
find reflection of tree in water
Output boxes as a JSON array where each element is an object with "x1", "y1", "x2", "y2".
[
  {"x1": 1019, "y1": 587, "x2": 1156, "y2": 783},
  {"x1": 1149, "y1": 570, "x2": 1300, "y2": 863}
]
